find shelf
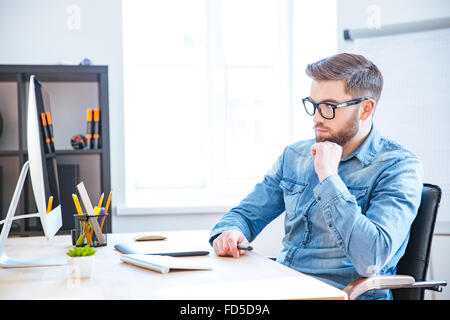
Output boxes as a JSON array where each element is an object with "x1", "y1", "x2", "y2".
[
  {"x1": 0, "y1": 64, "x2": 111, "y2": 235},
  {"x1": 0, "y1": 65, "x2": 108, "y2": 82},
  {"x1": 56, "y1": 149, "x2": 103, "y2": 155},
  {"x1": 0, "y1": 150, "x2": 103, "y2": 156},
  {"x1": 0, "y1": 72, "x2": 19, "y2": 82},
  {"x1": 0, "y1": 150, "x2": 23, "y2": 156}
]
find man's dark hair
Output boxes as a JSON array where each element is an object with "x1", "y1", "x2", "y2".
[{"x1": 305, "y1": 53, "x2": 384, "y2": 104}]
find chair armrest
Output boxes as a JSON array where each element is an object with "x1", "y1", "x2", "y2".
[{"x1": 344, "y1": 275, "x2": 415, "y2": 300}]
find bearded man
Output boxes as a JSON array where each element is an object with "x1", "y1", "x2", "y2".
[{"x1": 209, "y1": 53, "x2": 423, "y2": 300}]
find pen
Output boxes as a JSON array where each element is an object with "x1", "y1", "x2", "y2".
[
  {"x1": 46, "y1": 196, "x2": 53, "y2": 214},
  {"x1": 237, "y1": 244, "x2": 253, "y2": 251}
]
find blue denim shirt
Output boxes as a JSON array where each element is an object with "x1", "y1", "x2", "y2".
[{"x1": 209, "y1": 126, "x2": 423, "y2": 300}]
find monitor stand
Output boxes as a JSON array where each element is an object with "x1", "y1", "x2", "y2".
[{"x1": 0, "y1": 160, "x2": 67, "y2": 267}]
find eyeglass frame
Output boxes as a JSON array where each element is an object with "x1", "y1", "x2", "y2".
[{"x1": 302, "y1": 96, "x2": 374, "y2": 120}]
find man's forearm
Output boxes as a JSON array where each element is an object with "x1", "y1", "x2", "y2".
[{"x1": 313, "y1": 172, "x2": 421, "y2": 276}]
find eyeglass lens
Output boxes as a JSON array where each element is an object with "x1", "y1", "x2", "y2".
[{"x1": 303, "y1": 100, "x2": 334, "y2": 119}]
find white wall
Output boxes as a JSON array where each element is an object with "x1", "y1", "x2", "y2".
[
  {"x1": 337, "y1": 0, "x2": 450, "y2": 51},
  {"x1": 337, "y1": 0, "x2": 450, "y2": 300},
  {"x1": 426, "y1": 234, "x2": 450, "y2": 300},
  {"x1": 0, "y1": 0, "x2": 285, "y2": 258},
  {"x1": 0, "y1": 0, "x2": 127, "y2": 232}
]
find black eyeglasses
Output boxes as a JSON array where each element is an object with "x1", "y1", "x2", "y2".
[{"x1": 302, "y1": 96, "x2": 373, "y2": 120}]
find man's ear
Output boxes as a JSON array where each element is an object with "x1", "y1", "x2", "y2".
[{"x1": 360, "y1": 99, "x2": 375, "y2": 120}]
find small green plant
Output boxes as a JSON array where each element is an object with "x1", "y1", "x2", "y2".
[{"x1": 67, "y1": 245, "x2": 96, "y2": 257}]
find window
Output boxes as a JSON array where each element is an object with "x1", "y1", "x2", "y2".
[{"x1": 121, "y1": 0, "x2": 337, "y2": 214}]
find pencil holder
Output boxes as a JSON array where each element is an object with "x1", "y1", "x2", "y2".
[{"x1": 71, "y1": 214, "x2": 109, "y2": 247}]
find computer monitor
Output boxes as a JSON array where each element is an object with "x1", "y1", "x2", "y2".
[
  {"x1": 28, "y1": 75, "x2": 63, "y2": 239},
  {"x1": 0, "y1": 75, "x2": 66, "y2": 267}
]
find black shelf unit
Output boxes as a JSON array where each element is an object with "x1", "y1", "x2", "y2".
[{"x1": 0, "y1": 65, "x2": 111, "y2": 235}]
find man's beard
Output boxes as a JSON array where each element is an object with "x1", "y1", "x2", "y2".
[{"x1": 314, "y1": 111, "x2": 360, "y2": 146}]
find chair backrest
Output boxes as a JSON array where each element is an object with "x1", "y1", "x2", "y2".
[{"x1": 393, "y1": 183, "x2": 442, "y2": 300}]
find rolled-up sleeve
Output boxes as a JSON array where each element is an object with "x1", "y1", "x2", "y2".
[{"x1": 313, "y1": 157, "x2": 423, "y2": 277}]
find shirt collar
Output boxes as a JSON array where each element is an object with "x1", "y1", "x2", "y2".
[{"x1": 341, "y1": 125, "x2": 382, "y2": 166}]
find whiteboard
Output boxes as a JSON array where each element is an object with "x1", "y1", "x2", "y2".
[{"x1": 348, "y1": 27, "x2": 450, "y2": 223}]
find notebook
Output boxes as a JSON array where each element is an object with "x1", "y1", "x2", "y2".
[{"x1": 120, "y1": 254, "x2": 212, "y2": 274}]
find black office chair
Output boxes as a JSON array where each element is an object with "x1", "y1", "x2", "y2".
[{"x1": 344, "y1": 183, "x2": 447, "y2": 300}]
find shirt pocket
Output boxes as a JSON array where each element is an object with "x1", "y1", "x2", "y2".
[
  {"x1": 280, "y1": 179, "x2": 308, "y2": 220},
  {"x1": 345, "y1": 186, "x2": 368, "y2": 214}
]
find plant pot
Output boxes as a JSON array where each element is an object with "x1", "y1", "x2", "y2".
[{"x1": 67, "y1": 255, "x2": 95, "y2": 278}]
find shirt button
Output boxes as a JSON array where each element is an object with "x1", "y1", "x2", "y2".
[{"x1": 317, "y1": 196, "x2": 322, "y2": 201}]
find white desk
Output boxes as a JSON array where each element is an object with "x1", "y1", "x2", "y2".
[{"x1": 0, "y1": 230, "x2": 347, "y2": 300}]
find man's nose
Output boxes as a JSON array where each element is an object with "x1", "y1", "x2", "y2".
[{"x1": 313, "y1": 108, "x2": 325, "y2": 123}]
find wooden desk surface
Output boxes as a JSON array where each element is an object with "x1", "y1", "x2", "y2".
[{"x1": 0, "y1": 230, "x2": 347, "y2": 300}]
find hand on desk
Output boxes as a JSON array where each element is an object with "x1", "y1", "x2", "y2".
[{"x1": 213, "y1": 230, "x2": 249, "y2": 258}]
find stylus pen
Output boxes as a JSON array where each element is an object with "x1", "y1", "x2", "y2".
[{"x1": 237, "y1": 244, "x2": 253, "y2": 251}]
